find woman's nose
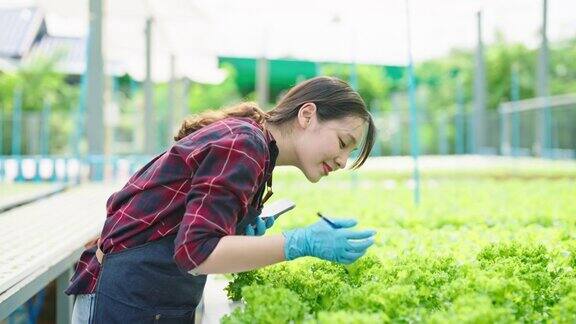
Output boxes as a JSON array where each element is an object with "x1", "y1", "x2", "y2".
[{"x1": 334, "y1": 155, "x2": 347, "y2": 170}]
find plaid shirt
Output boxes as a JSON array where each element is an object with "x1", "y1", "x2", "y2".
[{"x1": 66, "y1": 117, "x2": 278, "y2": 295}]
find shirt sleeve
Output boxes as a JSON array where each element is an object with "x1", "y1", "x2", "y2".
[{"x1": 173, "y1": 132, "x2": 268, "y2": 272}]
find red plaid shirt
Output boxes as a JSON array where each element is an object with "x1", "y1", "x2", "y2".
[{"x1": 66, "y1": 117, "x2": 278, "y2": 295}]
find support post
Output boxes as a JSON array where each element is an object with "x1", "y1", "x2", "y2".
[
  {"x1": 405, "y1": 0, "x2": 420, "y2": 205},
  {"x1": 56, "y1": 268, "x2": 74, "y2": 324},
  {"x1": 144, "y1": 17, "x2": 155, "y2": 154},
  {"x1": 511, "y1": 64, "x2": 521, "y2": 157},
  {"x1": 455, "y1": 73, "x2": 465, "y2": 154},
  {"x1": 473, "y1": 11, "x2": 486, "y2": 154},
  {"x1": 536, "y1": 0, "x2": 550, "y2": 157},
  {"x1": 41, "y1": 99, "x2": 51, "y2": 156},
  {"x1": 85, "y1": 0, "x2": 105, "y2": 181},
  {"x1": 256, "y1": 57, "x2": 269, "y2": 109},
  {"x1": 167, "y1": 54, "x2": 176, "y2": 145},
  {"x1": 0, "y1": 103, "x2": 4, "y2": 180},
  {"x1": 12, "y1": 87, "x2": 23, "y2": 181},
  {"x1": 438, "y1": 112, "x2": 448, "y2": 155},
  {"x1": 391, "y1": 93, "x2": 402, "y2": 156}
]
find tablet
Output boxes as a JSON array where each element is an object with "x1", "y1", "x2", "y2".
[{"x1": 259, "y1": 199, "x2": 296, "y2": 220}]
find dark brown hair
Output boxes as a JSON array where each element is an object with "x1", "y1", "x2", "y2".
[{"x1": 175, "y1": 76, "x2": 376, "y2": 169}]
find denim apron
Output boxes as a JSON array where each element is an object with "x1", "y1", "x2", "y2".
[
  {"x1": 235, "y1": 158, "x2": 274, "y2": 234},
  {"x1": 91, "y1": 136, "x2": 276, "y2": 323},
  {"x1": 91, "y1": 235, "x2": 206, "y2": 323}
]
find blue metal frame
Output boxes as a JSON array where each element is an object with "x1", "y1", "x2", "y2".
[
  {"x1": 511, "y1": 64, "x2": 520, "y2": 157},
  {"x1": 455, "y1": 73, "x2": 465, "y2": 154},
  {"x1": 405, "y1": 0, "x2": 420, "y2": 205},
  {"x1": 12, "y1": 88, "x2": 24, "y2": 182}
]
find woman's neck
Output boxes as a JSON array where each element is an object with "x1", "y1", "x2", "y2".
[{"x1": 264, "y1": 122, "x2": 297, "y2": 167}]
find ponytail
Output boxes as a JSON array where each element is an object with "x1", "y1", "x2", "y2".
[{"x1": 174, "y1": 102, "x2": 269, "y2": 141}]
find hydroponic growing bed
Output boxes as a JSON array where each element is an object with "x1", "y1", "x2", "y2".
[{"x1": 220, "y1": 169, "x2": 576, "y2": 323}]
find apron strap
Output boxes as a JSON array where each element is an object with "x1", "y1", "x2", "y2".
[{"x1": 96, "y1": 238, "x2": 104, "y2": 264}]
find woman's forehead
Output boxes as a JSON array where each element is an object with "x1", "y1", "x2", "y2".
[{"x1": 328, "y1": 116, "x2": 365, "y2": 134}]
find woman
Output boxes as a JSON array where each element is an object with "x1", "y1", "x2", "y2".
[{"x1": 67, "y1": 76, "x2": 378, "y2": 323}]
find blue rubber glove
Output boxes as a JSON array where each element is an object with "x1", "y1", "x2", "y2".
[
  {"x1": 245, "y1": 216, "x2": 275, "y2": 236},
  {"x1": 282, "y1": 218, "x2": 376, "y2": 264}
]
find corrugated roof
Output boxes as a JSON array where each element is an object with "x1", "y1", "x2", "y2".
[
  {"x1": 0, "y1": 56, "x2": 17, "y2": 71},
  {"x1": 0, "y1": 7, "x2": 46, "y2": 59},
  {"x1": 24, "y1": 35, "x2": 129, "y2": 76},
  {"x1": 26, "y1": 35, "x2": 86, "y2": 74},
  {"x1": 0, "y1": 5, "x2": 224, "y2": 82}
]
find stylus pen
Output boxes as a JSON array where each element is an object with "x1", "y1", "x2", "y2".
[{"x1": 316, "y1": 212, "x2": 342, "y2": 229}]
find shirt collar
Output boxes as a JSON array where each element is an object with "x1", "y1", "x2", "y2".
[
  {"x1": 240, "y1": 116, "x2": 278, "y2": 175},
  {"x1": 252, "y1": 119, "x2": 278, "y2": 207},
  {"x1": 263, "y1": 126, "x2": 279, "y2": 173}
]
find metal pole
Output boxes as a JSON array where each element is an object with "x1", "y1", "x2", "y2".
[
  {"x1": 130, "y1": 77, "x2": 138, "y2": 99},
  {"x1": 467, "y1": 112, "x2": 473, "y2": 154},
  {"x1": 181, "y1": 79, "x2": 191, "y2": 121},
  {"x1": 107, "y1": 76, "x2": 119, "y2": 157},
  {"x1": 86, "y1": 0, "x2": 105, "y2": 181},
  {"x1": 350, "y1": 63, "x2": 358, "y2": 92},
  {"x1": 0, "y1": 103, "x2": 4, "y2": 180},
  {"x1": 511, "y1": 64, "x2": 521, "y2": 157},
  {"x1": 455, "y1": 73, "x2": 465, "y2": 154},
  {"x1": 171, "y1": 78, "x2": 181, "y2": 143},
  {"x1": 144, "y1": 17, "x2": 155, "y2": 154},
  {"x1": 257, "y1": 27, "x2": 269, "y2": 109},
  {"x1": 314, "y1": 62, "x2": 322, "y2": 76},
  {"x1": 129, "y1": 78, "x2": 141, "y2": 152},
  {"x1": 12, "y1": 87, "x2": 23, "y2": 181},
  {"x1": 69, "y1": 101, "x2": 82, "y2": 183},
  {"x1": 41, "y1": 99, "x2": 51, "y2": 156},
  {"x1": 391, "y1": 92, "x2": 402, "y2": 156},
  {"x1": 439, "y1": 112, "x2": 448, "y2": 155},
  {"x1": 71, "y1": 33, "x2": 90, "y2": 184},
  {"x1": 499, "y1": 105, "x2": 509, "y2": 156},
  {"x1": 473, "y1": 10, "x2": 486, "y2": 155},
  {"x1": 167, "y1": 54, "x2": 176, "y2": 146},
  {"x1": 369, "y1": 103, "x2": 382, "y2": 157},
  {"x1": 0, "y1": 104, "x2": 3, "y2": 156},
  {"x1": 72, "y1": 88, "x2": 84, "y2": 159},
  {"x1": 349, "y1": 63, "x2": 359, "y2": 187},
  {"x1": 0, "y1": 103, "x2": 3, "y2": 156},
  {"x1": 256, "y1": 57, "x2": 269, "y2": 109},
  {"x1": 11, "y1": 87, "x2": 22, "y2": 156},
  {"x1": 36, "y1": 99, "x2": 51, "y2": 181},
  {"x1": 405, "y1": 0, "x2": 420, "y2": 205},
  {"x1": 536, "y1": 0, "x2": 550, "y2": 158},
  {"x1": 56, "y1": 268, "x2": 73, "y2": 324}
]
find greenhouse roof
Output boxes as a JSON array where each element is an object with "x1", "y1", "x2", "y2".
[
  {"x1": 0, "y1": 7, "x2": 45, "y2": 59},
  {"x1": 1, "y1": 0, "x2": 575, "y2": 84}
]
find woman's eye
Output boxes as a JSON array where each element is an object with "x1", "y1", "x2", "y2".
[{"x1": 339, "y1": 139, "x2": 345, "y2": 149}]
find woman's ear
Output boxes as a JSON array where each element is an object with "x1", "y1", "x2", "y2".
[{"x1": 297, "y1": 103, "x2": 317, "y2": 129}]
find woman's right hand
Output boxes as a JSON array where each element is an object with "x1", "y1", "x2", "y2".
[
  {"x1": 282, "y1": 218, "x2": 376, "y2": 264},
  {"x1": 245, "y1": 216, "x2": 275, "y2": 236}
]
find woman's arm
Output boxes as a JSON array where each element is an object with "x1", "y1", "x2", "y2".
[
  {"x1": 191, "y1": 219, "x2": 377, "y2": 275},
  {"x1": 191, "y1": 234, "x2": 286, "y2": 275}
]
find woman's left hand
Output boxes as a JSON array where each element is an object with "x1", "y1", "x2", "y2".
[{"x1": 245, "y1": 216, "x2": 275, "y2": 236}]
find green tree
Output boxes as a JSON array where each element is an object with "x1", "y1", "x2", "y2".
[
  {"x1": 187, "y1": 63, "x2": 242, "y2": 114},
  {"x1": 0, "y1": 54, "x2": 79, "y2": 154},
  {"x1": 320, "y1": 63, "x2": 392, "y2": 112},
  {"x1": 0, "y1": 53, "x2": 78, "y2": 113},
  {"x1": 485, "y1": 36, "x2": 536, "y2": 110},
  {"x1": 550, "y1": 38, "x2": 576, "y2": 95}
]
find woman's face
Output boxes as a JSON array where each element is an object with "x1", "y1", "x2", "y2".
[{"x1": 293, "y1": 104, "x2": 366, "y2": 183}]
